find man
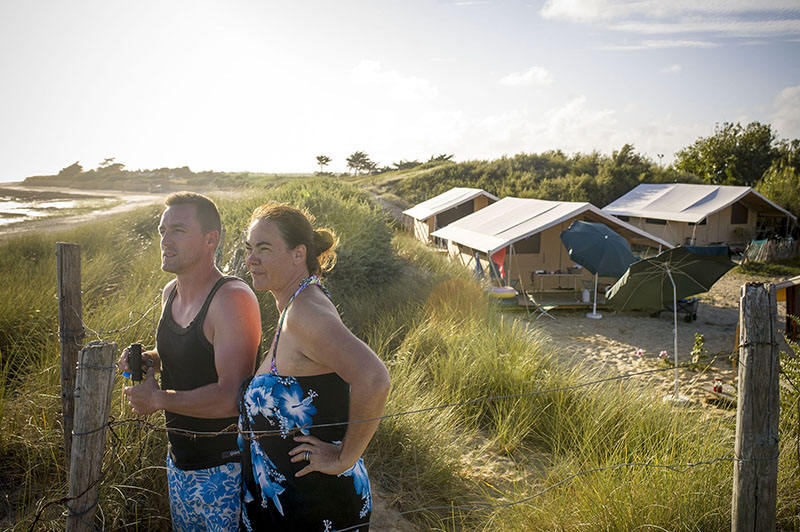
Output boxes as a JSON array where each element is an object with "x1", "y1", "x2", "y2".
[{"x1": 120, "y1": 192, "x2": 261, "y2": 531}]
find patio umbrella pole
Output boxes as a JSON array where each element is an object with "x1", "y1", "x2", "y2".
[
  {"x1": 587, "y1": 272, "x2": 602, "y2": 319},
  {"x1": 666, "y1": 265, "x2": 682, "y2": 402}
]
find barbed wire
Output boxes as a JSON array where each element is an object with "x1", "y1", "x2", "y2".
[
  {"x1": 103, "y1": 357, "x2": 721, "y2": 441},
  {"x1": 76, "y1": 293, "x2": 161, "y2": 347},
  {"x1": 28, "y1": 421, "x2": 123, "y2": 532}
]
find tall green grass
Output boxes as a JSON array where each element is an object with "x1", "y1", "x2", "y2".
[{"x1": 1, "y1": 179, "x2": 797, "y2": 530}]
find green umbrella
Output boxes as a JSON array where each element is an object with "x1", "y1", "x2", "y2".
[
  {"x1": 560, "y1": 221, "x2": 638, "y2": 319},
  {"x1": 606, "y1": 245, "x2": 735, "y2": 402}
]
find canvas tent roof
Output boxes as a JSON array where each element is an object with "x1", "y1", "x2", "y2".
[
  {"x1": 402, "y1": 187, "x2": 499, "y2": 221},
  {"x1": 430, "y1": 197, "x2": 673, "y2": 256},
  {"x1": 603, "y1": 183, "x2": 796, "y2": 224}
]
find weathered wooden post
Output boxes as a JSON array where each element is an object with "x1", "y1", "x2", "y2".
[
  {"x1": 57, "y1": 242, "x2": 82, "y2": 472},
  {"x1": 66, "y1": 341, "x2": 117, "y2": 532},
  {"x1": 732, "y1": 282, "x2": 780, "y2": 532}
]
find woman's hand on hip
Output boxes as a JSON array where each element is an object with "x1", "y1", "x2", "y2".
[{"x1": 289, "y1": 435, "x2": 349, "y2": 477}]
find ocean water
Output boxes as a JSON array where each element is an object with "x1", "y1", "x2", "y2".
[{"x1": 0, "y1": 191, "x2": 109, "y2": 227}]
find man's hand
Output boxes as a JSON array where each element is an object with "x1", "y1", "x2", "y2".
[
  {"x1": 117, "y1": 346, "x2": 160, "y2": 376},
  {"x1": 123, "y1": 367, "x2": 162, "y2": 415}
]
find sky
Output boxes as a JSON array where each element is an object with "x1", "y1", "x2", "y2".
[{"x1": 1, "y1": 0, "x2": 799, "y2": 180}]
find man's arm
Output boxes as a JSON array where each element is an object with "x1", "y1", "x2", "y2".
[{"x1": 124, "y1": 281, "x2": 261, "y2": 418}]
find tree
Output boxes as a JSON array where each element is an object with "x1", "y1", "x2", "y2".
[
  {"x1": 594, "y1": 144, "x2": 651, "y2": 206},
  {"x1": 345, "y1": 151, "x2": 375, "y2": 175},
  {"x1": 428, "y1": 154, "x2": 454, "y2": 162},
  {"x1": 674, "y1": 122, "x2": 777, "y2": 186},
  {"x1": 392, "y1": 159, "x2": 421, "y2": 170},
  {"x1": 756, "y1": 139, "x2": 800, "y2": 217},
  {"x1": 316, "y1": 155, "x2": 332, "y2": 173},
  {"x1": 57, "y1": 161, "x2": 83, "y2": 178}
]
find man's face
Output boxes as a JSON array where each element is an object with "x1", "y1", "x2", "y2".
[{"x1": 158, "y1": 204, "x2": 213, "y2": 274}]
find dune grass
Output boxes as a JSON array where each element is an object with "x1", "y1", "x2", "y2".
[{"x1": 0, "y1": 179, "x2": 797, "y2": 530}]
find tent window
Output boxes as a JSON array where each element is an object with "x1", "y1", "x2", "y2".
[
  {"x1": 616, "y1": 215, "x2": 630, "y2": 222},
  {"x1": 645, "y1": 218, "x2": 667, "y2": 225},
  {"x1": 688, "y1": 219, "x2": 707, "y2": 226},
  {"x1": 730, "y1": 202, "x2": 748, "y2": 225},
  {"x1": 436, "y1": 201, "x2": 475, "y2": 229},
  {"x1": 513, "y1": 233, "x2": 541, "y2": 254}
]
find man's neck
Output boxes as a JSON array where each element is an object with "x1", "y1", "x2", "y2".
[{"x1": 174, "y1": 262, "x2": 223, "y2": 303}]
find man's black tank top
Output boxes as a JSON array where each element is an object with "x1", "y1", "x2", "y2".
[{"x1": 157, "y1": 275, "x2": 249, "y2": 470}]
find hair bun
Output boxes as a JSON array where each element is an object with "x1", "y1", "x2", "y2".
[{"x1": 313, "y1": 229, "x2": 335, "y2": 255}]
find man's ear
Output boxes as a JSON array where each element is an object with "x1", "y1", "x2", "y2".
[{"x1": 206, "y1": 230, "x2": 220, "y2": 249}]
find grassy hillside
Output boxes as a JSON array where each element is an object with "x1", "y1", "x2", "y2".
[
  {"x1": 358, "y1": 147, "x2": 701, "y2": 210},
  {"x1": 1, "y1": 178, "x2": 798, "y2": 530}
]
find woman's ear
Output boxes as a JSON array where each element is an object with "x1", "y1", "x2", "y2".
[{"x1": 293, "y1": 243, "x2": 307, "y2": 265}]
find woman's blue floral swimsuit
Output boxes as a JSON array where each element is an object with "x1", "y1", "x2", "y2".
[{"x1": 238, "y1": 277, "x2": 371, "y2": 532}]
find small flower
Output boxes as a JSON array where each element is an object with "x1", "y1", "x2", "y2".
[
  {"x1": 635, "y1": 349, "x2": 643, "y2": 357},
  {"x1": 659, "y1": 350, "x2": 668, "y2": 359}
]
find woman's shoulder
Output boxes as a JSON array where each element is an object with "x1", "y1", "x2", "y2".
[{"x1": 286, "y1": 285, "x2": 341, "y2": 328}]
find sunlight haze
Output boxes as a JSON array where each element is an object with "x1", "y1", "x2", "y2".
[{"x1": 1, "y1": 0, "x2": 798, "y2": 180}]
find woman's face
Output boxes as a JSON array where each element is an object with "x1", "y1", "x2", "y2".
[{"x1": 245, "y1": 219, "x2": 300, "y2": 291}]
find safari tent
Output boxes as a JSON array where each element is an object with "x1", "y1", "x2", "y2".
[
  {"x1": 430, "y1": 197, "x2": 672, "y2": 293},
  {"x1": 403, "y1": 187, "x2": 498, "y2": 245},
  {"x1": 603, "y1": 183, "x2": 796, "y2": 249}
]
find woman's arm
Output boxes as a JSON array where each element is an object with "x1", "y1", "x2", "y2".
[{"x1": 287, "y1": 294, "x2": 390, "y2": 476}]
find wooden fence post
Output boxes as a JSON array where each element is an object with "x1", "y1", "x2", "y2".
[
  {"x1": 732, "y1": 282, "x2": 780, "y2": 532},
  {"x1": 66, "y1": 341, "x2": 117, "y2": 532},
  {"x1": 57, "y1": 242, "x2": 82, "y2": 472}
]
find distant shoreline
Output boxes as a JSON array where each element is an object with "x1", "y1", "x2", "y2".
[{"x1": 0, "y1": 185, "x2": 164, "y2": 241}]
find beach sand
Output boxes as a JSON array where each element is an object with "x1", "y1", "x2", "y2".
[{"x1": 527, "y1": 269, "x2": 791, "y2": 401}]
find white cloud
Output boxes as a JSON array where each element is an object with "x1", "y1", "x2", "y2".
[
  {"x1": 661, "y1": 64, "x2": 682, "y2": 74},
  {"x1": 601, "y1": 39, "x2": 717, "y2": 50},
  {"x1": 351, "y1": 60, "x2": 439, "y2": 102},
  {"x1": 610, "y1": 18, "x2": 800, "y2": 37},
  {"x1": 541, "y1": 0, "x2": 800, "y2": 23},
  {"x1": 540, "y1": 0, "x2": 800, "y2": 40},
  {"x1": 499, "y1": 66, "x2": 555, "y2": 87},
  {"x1": 772, "y1": 85, "x2": 800, "y2": 139}
]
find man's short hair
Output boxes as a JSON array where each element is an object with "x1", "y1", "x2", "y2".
[{"x1": 164, "y1": 192, "x2": 221, "y2": 234}]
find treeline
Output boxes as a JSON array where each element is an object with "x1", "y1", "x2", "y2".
[
  {"x1": 389, "y1": 122, "x2": 800, "y2": 217},
  {"x1": 23, "y1": 159, "x2": 251, "y2": 191},
  {"x1": 391, "y1": 144, "x2": 698, "y2": 207}
]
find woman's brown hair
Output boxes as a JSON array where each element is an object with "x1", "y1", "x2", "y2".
[{"x1": 250, "y1": 202, "x2": 338, "y2": 276}]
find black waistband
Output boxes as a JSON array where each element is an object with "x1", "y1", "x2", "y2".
[{"x1": 168, "y1": 444, "x2": 242, "y2": 471}]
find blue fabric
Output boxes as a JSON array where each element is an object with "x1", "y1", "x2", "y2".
[
  {"x1": 238, "y1": 372, "x2": 372, "y2": 531},
  {"x1": 166, "y1": 453, "x2": 241, "y2": 532}
]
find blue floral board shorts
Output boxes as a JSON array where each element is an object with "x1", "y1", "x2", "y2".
[{"x1": 166, "y1": 454, "x2": 242, "y2": 532}]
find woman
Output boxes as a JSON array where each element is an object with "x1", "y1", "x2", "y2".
[{"x1": 238, "y1": 202, "x2": 390, "y2": 532}]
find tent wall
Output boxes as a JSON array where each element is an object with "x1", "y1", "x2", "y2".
[
  {"x1": 474, "y1": 195, "x2": 492, "y2": 211},
  {"x1": 445, "y1": 218, "x2": 619, "y2": 292},
  {"x1": 411, "y1": 217, "x2": 435, "y2": 244},
  {"x1": 623, "y1": 202, "x2": 758, "y2": 247}
]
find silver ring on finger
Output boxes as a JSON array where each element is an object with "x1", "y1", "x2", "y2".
[{"x1": 305, "y1": 450, "x2": 311, "y2": 461}]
